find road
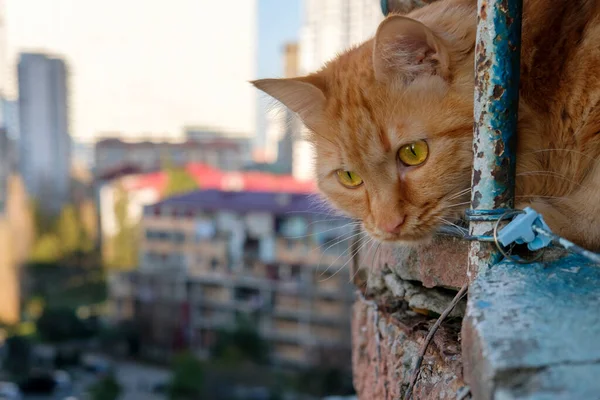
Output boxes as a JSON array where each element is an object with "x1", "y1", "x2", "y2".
[{"x1": 23, "y1": 360, "x2": 171, "y2": 400}]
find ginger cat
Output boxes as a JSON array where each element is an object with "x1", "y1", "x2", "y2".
[{"x1": 253, "y1": 0, "x2": 600, "y2": 251}]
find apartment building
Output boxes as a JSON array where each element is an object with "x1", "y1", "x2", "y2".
[
  {"x1": 18, "y1": 53, "x2": 72, "y2": 214},
  {"x1": 95, "y1": 136, "x2": 252, "y2": 179},
  {"x1": 109, "y1": 189, "x2": 355, "y2": 367}
]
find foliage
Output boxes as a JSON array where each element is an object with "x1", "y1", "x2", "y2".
[
  {"x1": 163, "y1": 165, "x2": 199, "y2": 198},
  {"x1": 57, "y1": 205, "x2": 82, "y2": 254},
  {"x1": 4, "y1": 335, "x2": 32, "y2": 376},
  {"x1": 88, "y1": 375, "x2": 122, "y2": 400},
  {"x1": 294, "y1": 366, "x2": 355, "y2": 397},
  {"x1": 99, "y1": 321, "x2": 141, "y2": 356},
  {"x1": 168, "y1": 352, "x2": 205, "y2": 399},
  {"x1": 108, "y1": 185, "x2": 139, "y2": 270},
  {"x1": 35, "y1": 307, "x2": 94, "y2": 343},
  {"x1": 25, "y1": 296, "x2": 45, "y2": 320},
  {"x1": 30, "y1": 233, "x2": 63, "y2": 263},
  {"x1": 29, "y1": 201, "x2": 96, "y2": 263},
  {"x1": 212, "y1": 314, "x2": 269, "y2": 365}
]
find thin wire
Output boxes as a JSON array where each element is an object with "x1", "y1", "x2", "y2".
[
  {"x1": 532, "y1": 225, "x2": 600, "y2": 264},
  {"x1": 492, "y1": 209, "x2": 545, "y2": 264},
  {"x1": 404, "y1": 283, "x2": 469, "y2": 400}
]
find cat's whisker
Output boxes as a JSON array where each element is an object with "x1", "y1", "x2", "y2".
[
  {"x1": 319, "y1": 233, "x2": 370, "y2": 280},
  {"x1": 312, "y1": 229, "x2": 364, "y2": 261},
  {"x1": 515, "y1": 195, "x2": 571, "y2": 201},
  {"x1": 287, "y1": 220, "x2": 363, "y2": 240},
  {"x1": 517, "y1": 171, "x2": 584, "y2": 188},
  {"x1": 446, "y1": 188, "x2": 472, "y2": 201},
  {"x1": 351, "y1": 239, "x2": 378, "y2": 285},
  {"x1": 442, "y1": 201, "x2": 472, "y2": 209},
  {"x1": 317, "y1": 230, "x2": 367, "y2": 276},
  {"x1": 437, "y1": 217, "x2": 468, "y2": 237},
  {"x1": 523, "y1": 149, "x2": 600, "y2": 164},
  {"x1": 321, "y1": 235, "x2": 373, "y2": 283}
]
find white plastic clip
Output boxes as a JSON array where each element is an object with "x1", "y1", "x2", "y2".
[{"x1": 496, "y1": 207, "x2": 553, "y2": 251}]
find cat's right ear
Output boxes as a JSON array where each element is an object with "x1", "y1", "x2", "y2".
[
  {"x1": 251, "y1": 77, "x2": 326, "y2": 131},
  {"x1": 373, "y1": 15, "x2": 450, "y2": 84}
]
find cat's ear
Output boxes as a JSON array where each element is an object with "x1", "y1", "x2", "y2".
[
  {"x1": 251, "y1": 76, "x2": 326, "y2": 131},
  {"x1": 373, "y1": 15, "x2": 450, "y2": 84}
]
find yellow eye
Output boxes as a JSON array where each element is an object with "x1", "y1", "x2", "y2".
[
  {"x1": 336, "y1": 170, "x2": 363, "y2": 188},
  {"x1": 398, "y1": 140, "x2": 429, "y2": 166}
]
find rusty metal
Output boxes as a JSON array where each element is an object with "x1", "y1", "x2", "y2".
[{"x1": 467, "y1": 0, "x2": 523, "y2": 279}]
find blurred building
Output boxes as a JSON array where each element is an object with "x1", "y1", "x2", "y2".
[
  {"x1": 94, "y1": 136, "x2": 251, "y2": 179},
  {"x1": 276, "y1": 43, "x2": 301, "y2": 175},
  {"x1": 258, "y1": 43, "x2": 301, "y2": 173},
  {"x1": 72, "y1": 140, "x2": 95, "y2": 172},
  {"x1": 97, "y1": 163, "x2": 316, "y2": 266},
  {"x1": 109, "y1": 189, "x2": 354, "y2": 367},
  {"x1": 0, "y1": 175, "x2": 34, "y2": 325},
  {"x1": 1, "y1": 96, "x2": 19, "y2": 141},
  {"x1": 0, "y1": 128, "x2": 10, "y2": 213},
  {"x1": 293, "y1": 0, "x2": 384, "y2": 181},
  {"x1": 17, "y1": 52, "x2": 72, "y2": 214}
]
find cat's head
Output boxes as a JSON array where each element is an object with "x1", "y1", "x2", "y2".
[{"x1": 253, "y1": 12, "x2": 476, "y2": 244}]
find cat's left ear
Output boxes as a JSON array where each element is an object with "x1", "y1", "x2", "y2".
[
  {"x1": 373, "y1": 15, "x2": 450, "y2": 84},
  {"x1": 251, "y1": 76, "x2": 326, "y2": 132}
]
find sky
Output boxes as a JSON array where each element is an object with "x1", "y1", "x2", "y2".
[
  {"x1": 3, "y1": 0, "x2": 300, "y2": 143},
  {"x1": 257, "y1": 0, "x2": 302, "y2": 79},
  {"x1": 256, "y1": 0, "x2": 302, "y2": 150}
]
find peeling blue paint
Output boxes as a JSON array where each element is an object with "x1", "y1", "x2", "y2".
[
  {"x1": 476, "y1": 300, "x2": 492, "y2": 309},
  {"x1": 464, "y1": 253, "x2": 600, "y2": 398},
  {"x1": 468, "y1": 0, "x2": 523, "y2": 276}
]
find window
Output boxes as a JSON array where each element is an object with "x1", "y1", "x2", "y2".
[
  {"x1": 278, "y1": 216, "x2": 308, "y2": 238},
  {"x1": 172, "y1": 231, "x2": 186, "y2": 244},
  {"x1": 145, "y1": 230, "x2": 155, "y2": 241},
  {"x1": 195, "y1": 219, "x2": 216, "y2": 242}
]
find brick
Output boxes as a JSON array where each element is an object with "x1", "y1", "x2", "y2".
[
  {"x1": 352, "y1": 295, "x2": 465, "y2": 400},
  {"x1": 357, "y1": 236, "x2": 469, "y2": 290}
]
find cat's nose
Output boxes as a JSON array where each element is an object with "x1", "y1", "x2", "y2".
[{"x1": 380, "y1": 215, "x2": 406, "y2": 234}]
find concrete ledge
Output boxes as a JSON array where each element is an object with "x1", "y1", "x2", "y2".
[{"x1": 463, "y1": 254, "x2": 600, "y2": 399}]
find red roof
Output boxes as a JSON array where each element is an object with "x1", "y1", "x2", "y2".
[{"x1": 121, "y1": 162, "x2": 316, "y2": 195}]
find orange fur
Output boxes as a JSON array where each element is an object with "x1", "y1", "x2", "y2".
[{"x1": 253, "y1": 0, "x2": 600, "y2": 250}]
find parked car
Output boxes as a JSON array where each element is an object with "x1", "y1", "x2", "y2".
[
  {"x1": 54, "y1": 369, "x2": 72, "y2": 391},
  {"x1": 18, "y1": 372, "x2": 57, "y2": 395},
  {"x1": 0, "y1": 382, "x2": 22, "y2": 400}
]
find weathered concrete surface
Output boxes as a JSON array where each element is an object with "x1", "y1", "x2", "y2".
[
  {"x1": 352, "y1": 295, "x2": 465, "y2": 400},
  {"x1": 463, "y1": 254, "x2": 600, "y2": 400},
  {"x1": 357, "y1": 236, "x2": 468, "y2": 290}
]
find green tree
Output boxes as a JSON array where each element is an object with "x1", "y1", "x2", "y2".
[
  {"x1": 109, "y1": 185, "x2": 138, "y2": 270},
  {"x1": 163, "y1": 165, "x2": 198, "y2": 198},
  {"x1": 57, "y1": 205, "x2": 81, "y2": 254},
  {"x1": 4, "y1": 335, "x2": 32, "y2": 376},
  {"x1": 30, "y1": 200, "x2": 56, "y2": 236},
  {"x1": 212, "y1": 315, "x2": 270, "y2": 365},
  {"x1": 36, "y1": 307, "x2": 93, "y2": 343},
  {"x1": 168, "y1": 352, "x2": 205, "y2": 400},
  {"x1": 30, "y1": 233, "x2": 62, "y2": 263},
  {"x1": 89, "y1": 375, "x2": 121, "y2": 400}
]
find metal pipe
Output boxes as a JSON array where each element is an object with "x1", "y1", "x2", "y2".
[{"x1": 467, "y1": 0, "x2": 523, "y2": 278}]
